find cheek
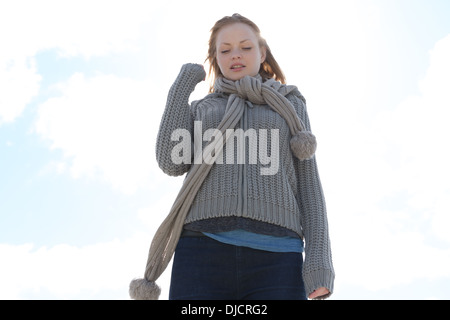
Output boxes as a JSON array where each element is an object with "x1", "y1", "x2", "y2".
[
  {"x1": 216, "y1": 55, "x2": 226, "y2": 72},
  {"x1": 217, "y1": 55, "x2": 224, "y2": 66},
  {"x1": 248, "y1": 51, "x2": 262, "y2": 69}
]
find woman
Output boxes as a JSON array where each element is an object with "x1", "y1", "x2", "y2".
[{"x1": 130, "y1": 13, "x2": 334, "y2": 300}]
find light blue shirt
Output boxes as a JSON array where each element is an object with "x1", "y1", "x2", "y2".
[{"x1": 203, "y1": 229, "x2": 304, "y2": 253}]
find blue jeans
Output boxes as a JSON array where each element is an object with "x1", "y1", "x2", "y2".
[{"x1": 169, "y1": 235, "x2": 306, "y2": 300}]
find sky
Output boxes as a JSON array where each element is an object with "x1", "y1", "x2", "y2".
[{"x1": 1, "y1": 0, "x2": 450, "y2": 300}]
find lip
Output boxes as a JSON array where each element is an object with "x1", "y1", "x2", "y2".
[{"x1": 230, "y1": 63, "x2": 246, "y2": 72}]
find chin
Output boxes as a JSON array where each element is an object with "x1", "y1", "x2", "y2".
[
  {"x1": 224, "y1": 72, "x2": 253, "y2": 81},
  {"x1": 227, "y1": 75, "x2": 245, "y2": 81}
]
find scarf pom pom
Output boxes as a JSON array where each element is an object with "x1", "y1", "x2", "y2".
[
  {"x1": 129, "y1": 278, "x2": 161, "y2": 300},
  {"x1": 290, "y1": 131, "x2": 317, "y2": 161}
]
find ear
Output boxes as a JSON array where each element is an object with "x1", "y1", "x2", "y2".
[{"x1": 260, "y1": 46, "x2": 267, "y2": 64}]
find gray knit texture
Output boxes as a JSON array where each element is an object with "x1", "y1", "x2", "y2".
[
  {"x1": 140, "y1": 63, "x2": 334, "y2": 299},
  {"x1": 129, "y1": 278, "x2": 161, "y2": 300}
]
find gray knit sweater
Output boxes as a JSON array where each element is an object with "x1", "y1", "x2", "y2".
[{"x1": 156, "y1": 63, "x2": 334, "y2": 298}]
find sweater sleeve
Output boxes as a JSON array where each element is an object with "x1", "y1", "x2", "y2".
[
  {"x1": 288, "y1": 93, "x2": 335, "y2": 299},
  {"x1": 155, "y1": 64, "x2": 206, "y2": 176}
]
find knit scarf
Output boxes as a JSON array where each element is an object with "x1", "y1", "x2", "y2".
[{"x1": 129, "y1": 75, "x2": 316, "y2": 300}]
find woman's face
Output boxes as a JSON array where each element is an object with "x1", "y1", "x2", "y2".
[{"x1": 216, "y1": 23, "x2": 266, "y2": 81}]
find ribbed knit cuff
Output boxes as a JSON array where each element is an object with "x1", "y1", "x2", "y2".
[
  {"x1": 303, "y1": 268, "x2": 335, "y2": 300},
  {"x1": 179, "y1": 63, "x2": 206, "y2": 89}
]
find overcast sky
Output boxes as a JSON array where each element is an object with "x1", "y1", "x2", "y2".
[{"x1": 1, "y1": 0, "x2": 450, "y2": 299}]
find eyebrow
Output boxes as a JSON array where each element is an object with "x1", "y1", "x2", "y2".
[{"x1": 220, "y1": 39, "x2": 252, "y2": 46}]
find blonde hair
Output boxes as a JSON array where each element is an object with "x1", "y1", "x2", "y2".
[{"x1": 206, "y1": 13, "x2": 286, "y2": 93}]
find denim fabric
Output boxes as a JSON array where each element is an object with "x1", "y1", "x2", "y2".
[{"x1": 169, "y1": 235, "x2": 307, "y2": 300}]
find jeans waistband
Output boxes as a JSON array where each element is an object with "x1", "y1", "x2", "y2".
[{"x1": 181, "y1": 229, "x2": 206, "y2": 237}]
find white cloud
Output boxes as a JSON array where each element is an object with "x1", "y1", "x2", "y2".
[
  {"x1": 0, "y1": 0, "x2": 154, "y2": 58},
  {"x1": 0, "y1": 190, "x2": 184, "y2": 300},
  {"x1": 374, "y1": 34, "x2": 450, "y2": 242},
  {"x1": 0, "y1": 0, "x2": 157, "y2": 125},
  {"x1": 327, "y1": 34, "x2": 450, "y2": 296},
  {"x1": 0, "y1": 56, "x2": 41, "y2": 124},
  {"x1": 0, "y1": 233, "x2": 153, "y2": 299},
  {"x1": 34, "y1": 72, "x2": 166, "y2": 194}
]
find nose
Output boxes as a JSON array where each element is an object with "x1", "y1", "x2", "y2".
[{"x1": 231, "y1": 48, "x2": 242, "y2": 60}]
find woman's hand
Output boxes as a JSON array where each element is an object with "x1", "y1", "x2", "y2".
[{"x1": 308, "y1": 287, "x2": 330, "y2": 299}]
